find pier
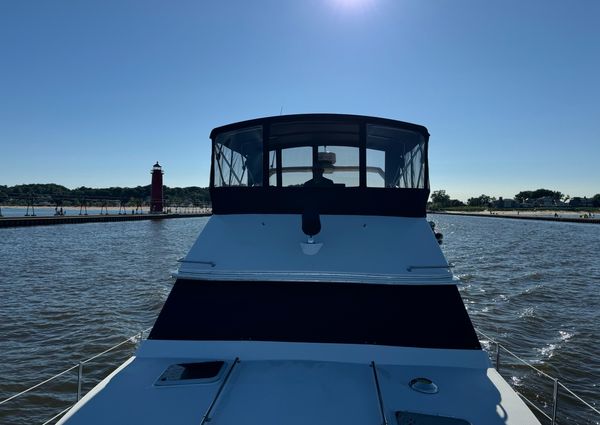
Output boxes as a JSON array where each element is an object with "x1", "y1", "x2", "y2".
[{"x1": 0, "y1": 212, "x2": 211, "y2": 228}]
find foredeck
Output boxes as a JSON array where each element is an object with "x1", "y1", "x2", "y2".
[{"x1": 58, "y1": 343, "x2": 540, "y2": 425}]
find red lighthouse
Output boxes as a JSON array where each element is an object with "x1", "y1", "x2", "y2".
[{"x1": 150, "y1": 161, "x2": 164, "y2": 213}]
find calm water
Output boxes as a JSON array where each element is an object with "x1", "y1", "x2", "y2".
[{"x1": 0, "y1": 215, "x2": 598, "y2": 424}]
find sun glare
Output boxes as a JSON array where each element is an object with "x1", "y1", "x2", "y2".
[{"x1": 331, "y1": 0, "x2": 375, "y2": 12}]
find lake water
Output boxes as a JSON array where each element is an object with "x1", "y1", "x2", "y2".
[{"x1": 0, "y1": 215, "x2": 598, "y2": 424}]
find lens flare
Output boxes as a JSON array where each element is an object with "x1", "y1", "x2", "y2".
[{"x1": 331, "y1": 0, "x2": 375, "y2": 11}]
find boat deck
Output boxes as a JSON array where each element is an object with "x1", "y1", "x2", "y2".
[{"x1": 59, "y1": 342, "x2": 540, "y2": 425}]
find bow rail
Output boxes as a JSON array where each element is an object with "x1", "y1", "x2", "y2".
[{"x1": 1, "y1": 328, "x2": 598, "y2": 424}]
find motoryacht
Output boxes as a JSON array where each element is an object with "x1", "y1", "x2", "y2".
[{"x1": 58, "y1": 114, "x2": 541, "y2": 424}]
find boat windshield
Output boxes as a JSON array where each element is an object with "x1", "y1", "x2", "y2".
[{"x1": 212, "y1": 117, "x2": 427, "y2": 190}]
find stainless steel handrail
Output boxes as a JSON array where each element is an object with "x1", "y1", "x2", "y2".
[
  {"x1": 0, "y1": 327, "x2": 152, "y2": 425},
  {"x1": 3, "y1": 327, "x2": 598, "y2": 424},
  {"x1": 477, "y1": 329, "x2": 600, "y2": 424},
  {"x1": 41, "y1": 406, "x2": 73, "y2": 425},
  {"x1": 0, "y1": 364, "x2": 80, "y2": 406},
  {"x1": 517, "y1": 392, "x2": 552, "y2": 421}
]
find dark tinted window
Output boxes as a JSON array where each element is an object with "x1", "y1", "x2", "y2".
[{"x1": 150, "y1": 280, "x2": 480, "y2": 350}]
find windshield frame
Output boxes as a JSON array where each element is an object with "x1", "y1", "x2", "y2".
[{"x1": 210, "y1": 114, "x2": 429, "y2": 190}]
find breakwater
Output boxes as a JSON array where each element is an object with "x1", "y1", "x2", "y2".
[
  {"x1": 433, "y1": 211, "x2": 600, "y2": 224},
  {"x1": 0, "y1": 213, "x2": 211, "y2": 228}
]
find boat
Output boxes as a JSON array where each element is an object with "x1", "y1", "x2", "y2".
[{"x1": 57, "y1": 114, "x2": 541, "y2": 424}]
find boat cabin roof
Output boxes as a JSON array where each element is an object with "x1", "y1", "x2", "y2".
[
  {"x1": 209, "y1": 113, "x2": 429, "y2": 140},
  {"x1": 209, "y1": 114, "x2": 430, "y2": 217}
]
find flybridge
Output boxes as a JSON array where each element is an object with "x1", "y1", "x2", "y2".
[{"x1": 209, "y1": 114, "x2": 430, "y2": 217}]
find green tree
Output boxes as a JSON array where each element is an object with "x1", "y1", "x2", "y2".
[
  {"x1": 449, "y1": 199, "x2": 465, "y2": 207},
  {"x1": 515, "y1": 189, "x2": 562, "y2": 203},
  {"x1": 515, "y1": 191, "x2": 533, "y2": 203},
  {"x1": 430, "y1": 190, "x2": 451, "y2": 207},
  {"x1": 0, "y1": 184, "x2": 211, "y2": 207},
  {"x1": 467, "y1": 194, "x2": 494, "y2": 207},
  {"x1": 532, "y1": 189, "x2": 562, "y2": 200}
]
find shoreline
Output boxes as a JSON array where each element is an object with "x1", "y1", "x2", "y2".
[
  {"x1": 431, "y1": 210, "x2": 600, "y2": 224},
  {"x1": 0, "y1": 212, "x2": 211, "y2": 228}
]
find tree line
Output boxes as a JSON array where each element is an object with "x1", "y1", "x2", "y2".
[
  {"x1": 0, "y1": 184, "x2": 210, "y2": 207},
  {"x1": 429, "y1": 189, "x2": 600, "y2": 209}
]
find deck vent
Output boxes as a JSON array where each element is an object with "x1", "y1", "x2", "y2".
[
  {"x1": 155, "y1": 361, "x2": 225, "y2": 386},
  {"x1": 408, "y1": 377, "x2": 438, "y2": 394},
  {"x1": 396, "y1": 411, "x2": 471, "y2": 425}
]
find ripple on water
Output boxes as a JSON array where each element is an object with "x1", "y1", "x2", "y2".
[
  {"x1": 510, "y1": 375, "x2": 524, "y2": 387},
  {"x1": 431, "y1": 213, "x2": 600, "y2": 422},
  {"x1": 0, "y1": 217, "x2": 209, "y2": 423},
  {"x1": 527, "y1": 328, "x2": 577, "y2": 366},
  {"x1": 1, "y1": 215, "x2": 599, "y2": 423},
  {"x1": 456, "y1": 273, "x2": 475, "y2": 283},
  {"x1": 518, "y1": 306, "x2": 536, "y2": 319}
]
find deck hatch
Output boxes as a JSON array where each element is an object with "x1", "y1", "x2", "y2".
[
  {"x1": 155, "y1": 361, "x2": 225, "y2": 386},
  {"x1": 396, "y1": 411, "x2": 471, "y2": 425}
]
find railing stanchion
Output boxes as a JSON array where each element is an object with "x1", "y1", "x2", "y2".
[
  {"x1": 77, "y1": 362, "x2": 83, "y2": 401},
  {"x1": 552, "y1": 378, "x2": 559, "y2": 425},
  {"x1": 495, "y1": 342, "x2": 500, "y2": 372}
]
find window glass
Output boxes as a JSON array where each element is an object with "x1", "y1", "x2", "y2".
[
  {"x1": 268, "y1": 150, "x2": 277, "y2": 187},
  {"x1": 366, "y1": 125, "x2": 425, "y2": 189},
  {"x1": 268, "y1": 121, "x2": 360, "y2": 187},
  {"x1": 213, "y1": 121, "x2": 427, "y2": 189},
  {"x1": 213, "y1": 126, "x2": 262, "y2": 187},
  {"x1": 282, "y1": 147, "x2": 312, "y2": 187},
  {"x1": 366, "y1": 148, "x2": 385, "y2": 188},
  {"x1": 316, "y1": 145, "x2": 359, "y2": 187},
  {"x1": 150, "y1": 280, "x2": 480, "y2": 350}
]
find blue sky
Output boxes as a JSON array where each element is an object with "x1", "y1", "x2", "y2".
[{"x1": 1, "y1": 0, "x2": 598, "y2": 201}]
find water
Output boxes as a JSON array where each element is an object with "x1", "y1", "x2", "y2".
[
  {"x1": 0, "y1": 215, "x2": 598, "y2": 424},
  {"x1": 434, "y1": 214, "x2": 600, "y2": 424},
  {"x1": 0, "y1": 217, "x2": 208, "y2": 424}
]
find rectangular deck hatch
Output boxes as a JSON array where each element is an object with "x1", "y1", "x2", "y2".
[
  {"x1": 396, "y1": 411, "x2": 471, "y2": 425},
  {"x1": 155, "y1": 361, "x2": 225, "y2": 386}
]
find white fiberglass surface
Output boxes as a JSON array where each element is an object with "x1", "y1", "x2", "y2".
[
  {"x1": 178, "y1": 214, "x2": 453, "y2": 284},
  {"x1": 377, "y1": 364, "x2": 541, "y2": 425},
  {"x1": 57, "y1": 356, "x2": 227, "y2": 425},
  {"x1": 137, "y1": 340, "x2": 491, "y2": 368},
  {"x1": 58, "y1": 347, "x2": 539, "y2": 425}
]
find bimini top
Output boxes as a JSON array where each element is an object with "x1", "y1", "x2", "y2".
[{"x1": 209, "y1": 114, "x2": 430, "y2": 217}]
